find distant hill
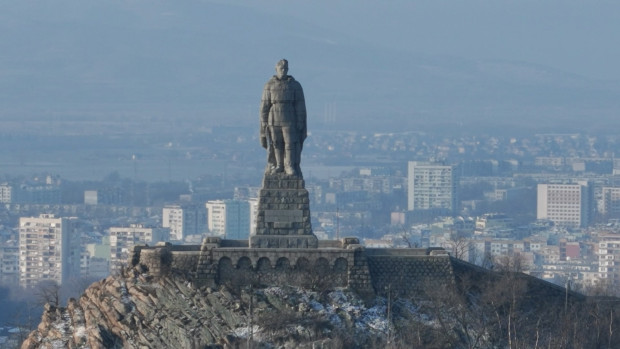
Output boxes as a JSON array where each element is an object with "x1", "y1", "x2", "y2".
[{"x1": 1, "y1": 0, "x2": 619, "y2": 134}]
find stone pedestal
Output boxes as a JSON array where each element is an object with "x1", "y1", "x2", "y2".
[{"x1": 250, "y1": 173, "x2": 318, "y2": 248}]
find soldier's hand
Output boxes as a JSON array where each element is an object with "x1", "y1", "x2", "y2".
[{"x1": 260, "y1": 136, "x2": 268, "y2": 149}]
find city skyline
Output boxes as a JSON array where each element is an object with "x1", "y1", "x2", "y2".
[{"x1": 3, "y1": 2, "x2": 620, "y2": 345}]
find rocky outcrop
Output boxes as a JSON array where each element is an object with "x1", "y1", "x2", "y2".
[
  {"x1": 21, "y1": 268, "x2": 406, "y2": 348},
  {"x1": 21, "y1": 258, "x2": 595, "y2": 349}
]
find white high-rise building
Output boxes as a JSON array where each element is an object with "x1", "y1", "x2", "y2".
[
  {"x1": 18, "y1": 214, "x2": 80, "y2": 288},
  {"x1": 537, "y1": 183, "x2": 592, "y2": 228},
  {"x1": 206, "y1": 200, "x2": 251, "y2": 239},
  {"x1": 248, "y1": 198, "x2": 258, "y2": 236},
  {"x1": 109, "y1": 224, "x2": 169, "y2": 273},
  {"x1": 597, "y1": 234, "x2": 620, "y2": 288},
  {"x1": 407, "y1": 161, "x2": 458, "y2": 215},
  {"x1": 162, "y1": 204, "x2": 206, "y2": 241}
]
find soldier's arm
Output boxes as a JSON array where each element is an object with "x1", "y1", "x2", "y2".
[
  {"x1": 294, "y1": 83, "x2": 307, "y2": 141},
  {"x1": 259, "y1": 85, "x2": 271, "y2": 146},
  {"x1": 260, "y1": 85, "x2": 272, "y2": 124}
]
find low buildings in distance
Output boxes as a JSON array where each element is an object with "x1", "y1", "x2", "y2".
[{"x1": 5, "y1": 131, "x2": 620, "y2": 296}]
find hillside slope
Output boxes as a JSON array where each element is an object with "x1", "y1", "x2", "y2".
[
  {"x1": 21, "y1": 260, "x2": 620, "y2": 349},
  {"x1": 21, "y1": 268, "x2": 397, "y2": 348}
]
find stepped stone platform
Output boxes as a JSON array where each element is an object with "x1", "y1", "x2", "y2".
[{"x1": 250, "y1": 173, "x2": 318, "y2": 248}]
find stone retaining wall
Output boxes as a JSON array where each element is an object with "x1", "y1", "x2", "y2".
[
  {"x1": 366, "y1": 255, "x2": 455, "y2": 297},
  {"x1": 128, "y1": 239, "x2": 455, "y2": 298}
]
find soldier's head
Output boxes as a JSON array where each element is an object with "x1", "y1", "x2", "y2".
[{"x1": 275, "y1": 59, "x2": 288, "y2": 79}]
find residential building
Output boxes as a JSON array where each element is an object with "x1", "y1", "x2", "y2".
[
  {"x1": 248, "y1": 198, "x2": 258, "y2": 235},
  {"x1": 82, "y1": 236, "x2": 111, "y2": 279},
  {"x1": 206, "y1": 200, "x2": 250, "y2": 239},
  {"x1": 18, "y1": 214, "x2": 80, "y2": 288},
  {"x1": 559, "y1": 239, "x2": 581, "y2": 261},
  {"x1": 537, "y1": 182, "x2": 592, "y2": 228},
  {"x1": 329, "y1": 176, "x2": 395, "y2": 194},
  {"x1": 162, "y1": 203, "x2": 206, "y2": 241},
  {"x1": 475, "y1": 213, "x2": 513, "y2": 232},
  {"x1": 83, "y1": 187, "x2": 124, "y2": 205},
  {"x1": 536, "y1": 245, "x2": 562, "y2": 264},
  {"x1": 600, "y1": 187, "x2": 620, "y2": 219},
  {"x1": 0, "y1": 241, "x2": 18, "y2": 284},
  {"x1": 407, "y1": 161, "x2": 458, "y2": 215},
  {"x1": 0, "y1": 184, "x2": 12, "y2": 203},
  {"x1": 109, "y1": 225, "x2": 169, "y2": 273},
  {"x1": 473, "y1": 238, "x2": 524, "y2": 258},
  {"x1": 597, "y1": 234, "x2": 620, "y2": 288}
]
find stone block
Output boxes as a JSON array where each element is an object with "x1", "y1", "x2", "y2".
[
  {"x1": 255, "y1": 173, "x2": 317, "y2": 248},
  {"x1": 264, "y1": 209, "x2": 303, "y2": 222}
]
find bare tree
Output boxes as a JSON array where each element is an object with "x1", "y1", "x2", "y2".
[
  {"x1": 420, "y1": 274, "x2": 495, "y2": 349},
  {"x1": 34, "y1": 280, "x2": 61, "y2": 307},
  {"x1": 396, "y1": 224, "x2": 416, "y2": 248},
  {"x1": 446, "y1": 233, "x2": 474, "y2": 261}
]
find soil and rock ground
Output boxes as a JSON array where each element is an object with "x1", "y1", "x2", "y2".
[
  {"x1": 21, "y1": 267, "x2": 407, "y2": 348},
  {"x1": 20, "y1": 264, "x2": 620, "y2": 349}
]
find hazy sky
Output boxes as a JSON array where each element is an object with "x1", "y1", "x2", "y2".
[
  {"x1": 220, "y1": 0, "x2": 620, "y2": 80},
  {"x1": 1, "y1": 0, "x2": 619, "y2": 133},
  {"x1": 1, "y1": 0, "x2": 620, "y2": 179}
]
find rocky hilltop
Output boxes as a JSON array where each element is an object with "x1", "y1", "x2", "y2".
[
  {"x1": 21, "y1": 253, "x2": 619, "y2": 349},
  {"x1": 21, "y1": 267, "x2": 400, "y2": 348}
]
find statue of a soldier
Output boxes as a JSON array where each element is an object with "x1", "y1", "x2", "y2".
[{"x1": 260, "y1": 59, "x2": 307, "y2": 177}]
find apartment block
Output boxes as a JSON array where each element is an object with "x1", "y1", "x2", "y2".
[
  {"x1": 0, "y1": 241, "x2": 18, "y2": 284},
  {"x1": 537, "y1": 183, "x2": 592, "y2": 228},
  {"x1": 248, "y1": 198, "x2": 258, "y2": 235},
  {"x1": 0, "y1": 184, "x2": 12, "y2": 203},
  {"x1": 162, "y1": 203, "x2": 206, "y2": 241},
  {"x1": 206, "y1": 200, "x2": 251, "y2": 239},
  {"x1": 407, "y1": 161, "x2": 458, "y2": 215},
  {"x1": 109, "y1": 224, "x2": 169, "y2": 273},
  {"x1": 18, "y1": 214, "x2": 80, "y2": 288},
  {"x1": 600, "y1": 187, "x2": 620, "y2": 219},
  {"x1": 597, "y1": 234, "x2": 620, "y2": 288}
]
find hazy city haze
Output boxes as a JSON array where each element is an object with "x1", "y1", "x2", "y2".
[
  {"x1": 1, "y1": 1, "x2": 619, "y2": 127},
  {"x1": 1, "y1": 0, "x2": 620, "y2": 179},
  {"x1": 5, "y1": 3, "x2": 620, "y2": 345}
]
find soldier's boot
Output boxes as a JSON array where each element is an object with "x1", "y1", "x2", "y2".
[
  {"x1": 285, "y1": 144, "x2": 298, "y2": 176},
  {"x1": 273, "y1": 149, "x2": 284, "y2": 173}
]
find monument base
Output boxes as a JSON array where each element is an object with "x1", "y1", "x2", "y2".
[
  {"x1": 250, "y1": 235, "x2": 318, "y2": 249},
  {"x1": 251, "y1": 173, "x2": 317, "y2": 248}
]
